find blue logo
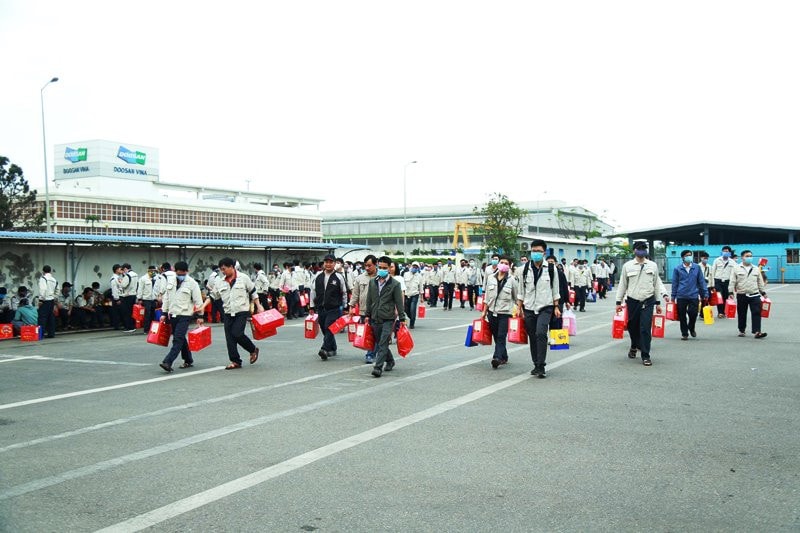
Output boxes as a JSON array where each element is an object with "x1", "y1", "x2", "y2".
[
  {"x1": 117, "y1": 146, "x2": 146, "y2": 165},
  {"x1": 64, "y1": 147, "x2": 88, "y2": 163}
]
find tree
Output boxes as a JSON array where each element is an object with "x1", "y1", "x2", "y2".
[
  {"x1": 473, "y1": 193, "x2": 526, "y2": 256},
  {"x1": 0, "y1": 156, "x2": 44, "y2": 231},
  {"x1": 553, "y1": 208, "x2": 603, "y2": 241}
]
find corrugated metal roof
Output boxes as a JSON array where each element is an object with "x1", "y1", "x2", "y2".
[{"x1": 0, "y1": 231, "x2": 360, "y2": 250}]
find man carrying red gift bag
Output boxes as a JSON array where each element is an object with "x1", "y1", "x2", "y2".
[
  {"x1": 729, "y1": 250, "x2": 768, "y2": 339},
  {"x1": 671, "y1": 250, "x2": 709, "y2": 341},
  {"x1": 365, "y1": 256, "x2": 406, "y2": 378},
  {"x1": 309, "y1": 254, "x2": 348, "y2": 360},
  {"x1": 157, "y1": 261, "x2": 205, "y2": 372},
  {"x1": 204, "y1": 257, "x2": 264, "y2": 370}
]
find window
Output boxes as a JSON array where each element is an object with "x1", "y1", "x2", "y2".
[
  {"x1": 787, "y1": 248, "x2": 799, "y2": 264},
  {"x1": 558, "y1": 248, "x2": 564, "y2": 257}
]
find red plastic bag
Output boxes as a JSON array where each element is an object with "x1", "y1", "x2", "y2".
[
  {"x1": 353, "y1": 322, "x2": 375, "y2": 351},
  {"x1": 612, "y1": 313, "x2": 626, "y2": 339},
  {"x1": 188, "y1": 326, "x2": 212, "y2": 351},
  {"x1": 396, "y1": 323, "x2": 414, "y2": 357},
  {"x1": 725, "y1": 298, "x2": 737, "y2": 319}
]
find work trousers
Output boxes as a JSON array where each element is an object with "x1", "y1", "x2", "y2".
[
  {"x1": 523, "y1": 307, "x2": 553, "y2": 368},
  {"x1": 626, "y1": 297, "x2": 655, "y2": 359},
  {"x1": 488, "y1": 312, "x2": 510, "y2": 362},
  {"x1": 163, "y1": 315, "x2": 193, "y2": 366},
  {"x1": 737, "y1": 294, "x2": 762, "y2": 334},
  {"x1": 223, "y1": 311, "x2": 257, "y2": 365},
  {"x1": 676, "y1": 297, "x2": 699, "y2": 337}
]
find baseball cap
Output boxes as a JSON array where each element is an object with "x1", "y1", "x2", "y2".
[{"x1": 323, "y1": 253, "x2": 336, "y2": 261}]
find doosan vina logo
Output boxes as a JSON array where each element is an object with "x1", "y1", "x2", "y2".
[
  {"x1": 64, "y1": 147, "x2": 87, "y2": 163},
  {"x1": 117, "y1": 146, "x2": 146, "y2": 165}
]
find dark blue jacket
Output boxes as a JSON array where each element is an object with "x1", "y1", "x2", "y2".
[{"x1": 671, "y1": 263, "x2": 709, "y2": 300}]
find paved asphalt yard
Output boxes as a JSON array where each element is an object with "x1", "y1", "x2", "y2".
[{"x1": 1, "y1": 285, "x2": 798, "y2": 532}]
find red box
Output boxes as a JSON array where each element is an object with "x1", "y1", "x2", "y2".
[
  {"x1": 471, "y1": 319, "x2": 492, "y2": 345},
  {"x1": 569, "y1": 289, "x2": 576, "y2": 305},
  {"x1": 20, "y1": 325, "x2": 41, "y2": 342},
  {"x1": 147, "y1": 321, "x2": 172, "y2": 346},
  {"x1": 461, "y1": 289, "x2": 469, "y2": 301},
  {"x1": 438, "y1": 287, "x2": 444, "y2": 300},
  {"x1": 507, "y1": 317, "x2": 527, "y2": 344},
  {"x1": 424, "y1": 287, "x2": 430, "y2": 299},
  {"x1": 299, "y1": 293, "x2": 308, "y2": 307},
  {"x1": 665, "y1": 302, "x2": 677, "y2": 321},
  {"x1": 0, "y1": 324, "x2": 12, "y2": 340},
  {"x1": 725, "y1": 298, "x2": 737, "y2": 319},
  {"x1": 134, "y1": 318, "x2": 143, "y2": 329},
  {"x1": 187, "y1": 326, "x2": 212, "y2": 351},
  {"x1": 396, "y1": 323, "x2": 414, "y2": 357},
  {"x1": 760, "y1": 297, "x2": 771, "y2": 318},
  {"x1": 417, "y1": 306, "x2": 426, "y2": 319},
  {"x1": 132, "y1": 303, "x2": 145, "y2": 320},
  {"x1": 328, "y1": 314, "x2": 350, "y2": 334},
  {"x1": 252, "y1": 309, "x2": 285, "y2": 336},
  {"x1": 347, "y1": 317, "x2": 360, "y2": 342},
  {"x1": 352, "y1": 323, "x2": 375, "y2": 351},
  {"x1": 304, "y1": 314, "x2": 319, "y2": 339},
  {"x1": 476, "y1": 295, "x2": 484, "y2": 312},
  {"x1": 251, "y1": 321, "x2": 277, "y2": 340},
  {"x1": 651, "y1": 314, "x2": 665, "y2": 338}
]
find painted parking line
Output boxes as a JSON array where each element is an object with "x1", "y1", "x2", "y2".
[
  {"x1": 95, "y1": 340, "x2": 617, "y2": 532},
  {"x1": 0, "y1": 367, "x2": 223, "y2": 411},
  {"x1": 0, "y1": 356, "x2": 39, "y2": 364}
]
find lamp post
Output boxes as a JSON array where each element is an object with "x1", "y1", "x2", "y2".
[
  {"x1": 41, "y1": 76, "x2": 59, "y2": 233},
  {"x1": 403, "y1": 160, "x2": 417, "y2": 260}
]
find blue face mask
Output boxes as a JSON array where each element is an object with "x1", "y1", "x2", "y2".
[
  {"x1": 0, "y1": 294, "x2": 5, "y2": 300},
  {"x1": 722, "y1": 251, "x2": 731, "y2": 259},
  {"x1": 530, "y1": 252, "x2": 544, "y2": 262},
  {"x1": 634, "y1": 249, "x2": 648, "y2": 258},
  {"x1": 176, "y1": 274, "x2": 186, "y2": 281},
  {"x1": 411, "y1": 267, "x2": 419, "y2": 273},
  {"x1": 682, "y1": 256, "x2": 693, "y2": 264},
  {"x1": 491, "y1": 259, "x2": 499, "y2": 266},
  {"x1": 742, "y1": 257, "x2": 753, "y2": 265},
  {"x1": 377, "y1": 269, "x2": 389, "y2": 278}
]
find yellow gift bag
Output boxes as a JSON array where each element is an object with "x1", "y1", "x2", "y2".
[
  {"x1": 549, "y1": 328, "x2": 570, "y2": 350},
  {"x1": 702, "y1": 305, "x2": 714, "y2": 325}
]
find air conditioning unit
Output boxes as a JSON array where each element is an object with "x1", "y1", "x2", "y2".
[{"x1": 519, "y1": 242, "x2": 529, "y2": 251}]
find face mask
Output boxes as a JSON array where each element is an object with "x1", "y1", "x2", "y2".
[
  {"x1": 469, "y1": 262, "x2": 475, "y2": 267},
  {"x1": 579, "y1": 266, "x2": 585, "y2": 270},
  {"x1": 491, "y1": 259, "x2": 499, "y2": 266},
  {"x1": 377, "y1": 269, "x2": 389, "y2": 278},
  {"x1": 701, "y1": 259, "x2": 708, "y2": 264},
  {"x1": 682, "y1": 256, "x2": 693, "y2": 264},
  {"x1": 497, "y1": 263, "x2": 510, "y2": 273},
  {"x1": 634, "y1": 249, "x2": 647, "y2": 258},
  {"x1": 722, "y1": 252, "x2": 731, "y2": 259},
  {"x1": 447, "y1": 261, "x2": 452, "y2": 266},
  {"x1": 176, "y1": 275, "x2": 186, "y2": 281},
  {"x1": 742, "y1": 257, "x2": 753, "y2": 265},
  {"x1": 411, "y1": 267, "x2": 419, "y2": 273},
  {"x1": 530, "y1": 252, "x2": 543, "y2": 262},
  {"x1": 0, "y1": 294, "x2": 5, "y2": 300}
]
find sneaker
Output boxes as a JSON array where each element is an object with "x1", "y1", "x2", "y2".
[
  {"x1": 364, "y1": 356, "x2": 374, "y2": 364},
  {"x1": 628, "y1": 348, "x2": 637, "y2": 359},
  {"x1": 537, "y1": 368, "x2": 546, "y2": 378},
  {"x1": 384, "y1": 360, "x2": 395, "y2": 372},
  {"x1": 318, "y1": 349, "x2": 328, "y2": 361},
  {"x1": 690, "y1": 329, "x2": 697, "y2": 338},
  {"x1": 530, "y1": 367, "x2": 540, "y2": 376},
  {"x1": 371, "y1": 366, "x2": 382, "y2": 378},
  {"x1": 491, "y1": 359, "x2": 500, "y2": 369},
  {"x1": 718, "y1": 313, "x2": 725, "y2": 318},
  {"x1": 124, "y1": 329, "x2": 136, "y2": 333},
  {"x1": 642, "y1": 359, "x2": 652, "y2": 366}
]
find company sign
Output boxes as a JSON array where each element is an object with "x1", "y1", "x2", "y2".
[
  {"x1": 117, "y1": 146, "x2": 146, "y2": 165},
  {"x1": 64, "y1": 147, "x2": 88, "y2": 163}
]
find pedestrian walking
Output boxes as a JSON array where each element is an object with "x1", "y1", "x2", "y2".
[
  {"x1": 403, "y1": 261, "x2": 423, "y2": 329},
  {"x1": 365, "y1": 256, "x2": 406, "y2": 378},
  {"x1": 309, "y1": 254, "x2": 348, "y2": 360},
  {"x1": 483, "y1": 256, "x2": 518, "y2": 369},
  {"x1": 671, "y1": 250, "x2": 709, "y2": 340},
  {"x1": 729, "y1": 250, "x2": 768, "y2": 339},
  {"x1": 349, "y1": 254, "x2": 378, "y2": 363},
  {"x1": 710, "y1": 246, "x2": 736, "y2": 318},
  {"x1": 615, "y1": 242, "x2": 670, "y2": 366},
  {"x1": 159, "y1": 261, "x2": 205, "y2": 372}
]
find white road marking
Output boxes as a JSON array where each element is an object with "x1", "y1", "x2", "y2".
[{"x1": 95, "y1": 340, "x2": 617, "y2": 532}]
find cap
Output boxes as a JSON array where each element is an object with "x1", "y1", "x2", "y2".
[
  {"x1": 412, "y1": 261, "x2": 420, "y2": 267},
  {"x1": 323, "y1": 253, "x2": 336, "y2": 261},
  {"x1": 633, "y1": 241, "x2": 648, "y2": 250},
  {"x1": 62, "y1": 282, "x2": 72, "y2": 287}
]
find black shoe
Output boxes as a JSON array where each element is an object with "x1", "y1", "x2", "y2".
[
  {"x1": 409, "y1": 324, "x2": 415, "y2": 329},
  {"x1": 642, "y1": 358, "x2": 652, "y2": 366},
  {"x1": 537, "y1": 368, "x2": 546, "y2": 379},
  {"x1": 628, "y1": 348, "x2": 637, "y2": 359},
  {"x1": 372, "y1": 366, "x2": 382, "y2": 378},
  {"x1": 327, "y1": 350, "x2": 337, "y2": 357},
  {"x1": 491, "y1": 359, "x2": 500, "y2": 369},
  {"x1": 384, "y1": 360, "x2": 395, "y2": 372},
  {"x1": 690, "y1": 329, "x2": 697, "y2": 338},
  {"x1": 530, "y1": 367, "x2": 540, "y2": 376},
  {"x1": 579, "y1": 309, "x2": 585, "y2": 312},
  {"x1": 159, "y1": 362, "x2": 173, "y2": 373},
  {"x1": 318, "y1": 349, "x2": 328, "y2": 361}
]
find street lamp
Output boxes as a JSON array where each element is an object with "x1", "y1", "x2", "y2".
[
  {"x1": 41, "y1": 76, "x2": 59, "y2": 233},
  {"x1": 403, "y1": 160, "x2": 417, "y2": 260}
]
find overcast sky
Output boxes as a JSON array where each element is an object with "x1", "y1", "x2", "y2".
[{"x1": 2, "y1": 1, "x2": 798, "y2": 232}]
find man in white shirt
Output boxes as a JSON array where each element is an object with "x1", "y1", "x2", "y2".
[{"x1": 37, "y1": 265, "x2": 58, "y2": 338}]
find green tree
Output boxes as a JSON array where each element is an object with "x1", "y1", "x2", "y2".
[
  {"x1": 0, "y1": 156, "x2": 44, "y2": 231},
  {"x1": 553, "y1": 207, "x2": 603, "y2": 241},
  {"x1": 473, "y1": 193, "x2": 526, "y2": 256}
]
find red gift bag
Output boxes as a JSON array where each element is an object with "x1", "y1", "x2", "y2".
[
  {"x1": 328, "y1": 314, "x2": 350, "y2": 334},
  {"x1": 396, "y1": 323, "x2": 414, "y2": 357},
  {"x1": 438, "y1": 286, "x2": 444, "y2": 300},
  {"x1": 299, "y1": 293, "x2": 308, "y2": 307},
  {"x1": 471, "y1": 318, "x2": 492, "y2": 345},
  {"x1": 592, "y1": 280, "x2": 599, "y2": 292},
  {"x1": 424, "y1": 287, "x2": 430, "y2": 299},
  {"x1": 147, "y1": 321, "x2": 172, "y2": 347},
  {"x1": 724, "y1": 297, "x2": 737, "y2": 319},
  {"x1": 353, "y1": 322, "x2": 375, "y2": 351},
  {"x1": 252, "y1": 309, "x2": 285, "y2": 336},
  {"x1": 709, "y1": 290, "x2": 723, "y2": 306},
  {"x1": 347, "y1": 316, "x2": 360, "y2": 342},
  {"x1": 569, "y1": 288, "x2": 576, "y2": 305},
  {"x1": 0, "y1": 324, "x2": 13, "y2": 340},
  {"x1": 132, "y1": 303, "x2": 145, "y2": 320},
  {"x1": 651, "y1": 313, "x2": 665, "y2": 338},
  {"x1": 251, "y1": 321, "x2": 277, "y2": 340},
  {"x1": 187, "y1": 326, "x2": 212, "y2": 351},
  {"x1": 134, "y1": 318, "x2": 143, "y2": 329},
  {"x1": 665, "y1": 302, "x2": 677, "y2": 321},
  {"x1": 612, "y1": 313, "x2": 626, "y2": 339},
  {"x1": 507, "y1": 316, "x2": 528, "y2": 344},
  {"x1": 461, "y1": 289, "x2": 469, "y2": 301},
  {"x1": 277, "y1": 295, "x2": 288, "y2": 315},
  {"x1": 760, "y1": 297, "x2": 771, "y2": 318},
  {"x1": 417, "y1": 306, "x2": 426, "y2": 318},
  {"x1": 20, "y1": 325, "x2": 41, "y2": 342},
  {"x1": 476, "y1": 295, "x2": 484, "y2": 311},
  {"x1": 304, "y1": 314, "x2": 319, "y2": 339}
]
